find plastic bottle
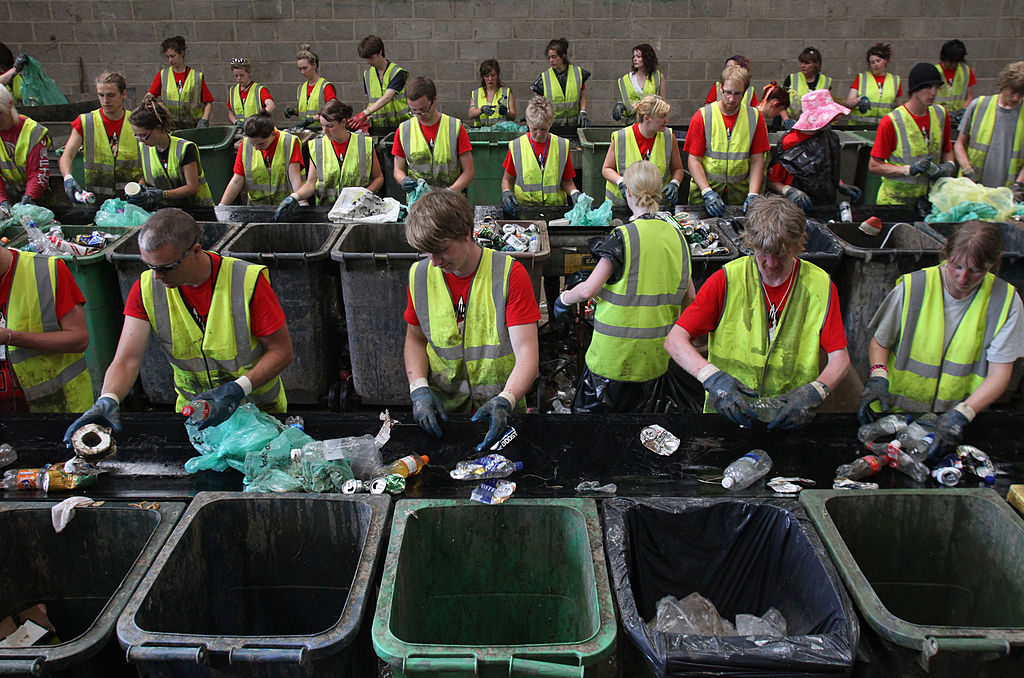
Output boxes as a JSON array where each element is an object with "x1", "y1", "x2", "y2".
[
  {"x1": 2, "y1": 468, "x2": 46, "y2": 490},
  {"x1": 285, "y1": 415, "x2": 304, "y2": 431},
  {"x1": 958, "y1": 445, "x2": 996, "y2": 484},
  {"x1": 450, "y1": 454, "x2": 523, "y2": 480},
  {"x1": 857, "y1": 414, "x2": 910, "y2": 445},
  {"x1": 721, "y1": 450, "x2": 772, "y2": 490},
  {"x1": 181, "y1": 399, "x2": 211, "y2": 422},
  {"x1": 19, "y1": 216, "x2": 54, "y2": 255},
  {"x1": 835, "y1": 454, "x2": 887, "y2": 480},
  {"x1": 839, "y1": 201, "x2": 853, "y2": 223},
  {"x1": 303, "y1": 435, "x2": 381, "y2": 479},
  {"x1": 884, "y1": 441, "x2": 931, "y2": 483},
  {"x1": 376, "y1": 454, "x2": 429, "y2": 478},
  {"x1": 750, "y1": 396, "x2": 785, "y2": 423},
  {"x1": 0, "y1": 443, "x2": 16, "y2": 469}
]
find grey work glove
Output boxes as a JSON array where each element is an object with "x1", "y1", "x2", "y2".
[
  {"x1": 702, "y1": 189, "x2": 725, "y2": 217},
  {"x1": 498, "y1": 103, "x2": 508, "y2": 117},
  {"x1": 768, "y1": 382, "x2": 826, "y2": 431},
  {"x1": 64, "y1": 176, "x2": 84, "y2": 203},
  {"x1": 857, "y1": 376, "x2": 896, "y2": 427},
  {"x1": 480, "y1": 104, "x2": 496, "y2": 116},
  {"x1": 577, "y1": 110, "x2": 591, "y2": 128},
  {"x1": 662, "y1": 181, "x2": 679, "y2": 205},
  {"x1": 782, "y1": 118, "x2": 796, "y2": 131},
  {"x1": 195, "y1": 118, "x2": 210, "y2": 129},
  {"x1": 63, "y1": 396, "x2": 122, "y2": 448},
  {"x1": 19, "y1": 195, "x2": 35, "y2": 206},
  {"x1": 471, "y1": 394, "x2": 513, "y2": 452},
  {"x1": 13, "y1": 54, "x2": 28, "y2": 73},
  {"x1": 193, "y1": 381, "x2": 246, "y2": 430},
  {"x1": 411, "y1": 385, "x2": 447, "y2": 438},
  {"x1": 1012, "y1": 181, "x2": 1024, "y2": 203},
  {"x1": 569, "y1": 190, "x2": 583, "y2": 206},
  {"x1": 612, "y1": 102, "x2": 626, "y2": 121},
  {"x1": 501, "y1": 189, "x2": 519, "y2": 217},
  {"x1": 284, "y1": 106, "x2": 298, "y2": 118},
  {"x1": 297, "y1": 117, "x2": 315, "y2": 129},
  {"x1": 838, "y1": 183, "x2": 862, "y2": 203},
  {"x1": 702, "y1": 370, "x2": 757, "y2": 429},
  {"x1": 551, "y1": 291, "x2": 573, "y2": 323},
  {"x1": 743, "y1": 192, "x2": 760, "y2": 214},
  {"x1": 926, "y1": 408, "x2": 969, "y2": 464},
  {"x1": 962, "y1": 168, "x2": 980, "y2": 183},
  {"x1": 128, "y1": 187, "x2": 163, "y2": 211},
  {"x1": 928, "y1": 160, "x2": 957, "y2": 179},
  {"x1": 857, "y1": 96, "x2": 870, "y2": 114},
  {"x1": 908, "y1": 159, "x2": 932, "y2": 176},
  {"x1": 274, "y1": 195, "x2": 299, "y2": 222},
  {"x1": 233, "y1": 119, "x2": 245, "y2": 129},
  {"x1": 784, "y1": 186, "x2": 813, "y2": 211},
  {"x1": 402, "y1": 177, "x2": 419, "y2": 193}
]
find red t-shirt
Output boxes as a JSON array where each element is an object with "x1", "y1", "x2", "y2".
[
  {"x1": 124, "y1": 253, "x2": 286, "y2": 338},
  {"x1": 683, "y1": 106, "x2": 770, "y2": 158},
  {"x1": 391, "y1": 118, "x2": 473, "y2": 159},
  {"x1": 870, "y1": 106, "x2": 953, "y2": 160},
  {"x1": 70, "y1": 109, "x2": 127, "y2": 150},
  {"x1": 705, "y1": 83, "x2": 760, "y2": 107},
  {"x1": 940, "y1": 65, "x2": 977, "y2": 89},
  {"x1": 766, "y1": 130, "x2": 814, "y2": 185},
  {"x1": 225, "y1": 83, "x2": 274, "y2": 113},
  {"x1": 232, "y1": 130, "x2": 304, "y2": 176},
  {"x1": 675, "y1": 262, "x2": 847, "y2": 353},
  {"x1": 0, "y1": 253, "x2": 86, "y2": 412},
  {"x1": 501, "y1": 136, "x2": 576, "y2": 181},
  {"x1": 849, "y1": 74, "x2": 903, "y2": 98},
  {"x1": 148, "y1": 67, "x2": 215, "y2": 103},
  {"x1": 0, "y1": 116, "x2": 48, "y2": 201},
  {"x1": 404, "y1": 259, "x2": 540, "y2": 328}
]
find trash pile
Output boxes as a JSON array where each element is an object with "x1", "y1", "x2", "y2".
[
  {"x1": 474, "y1": 216, "x2": 541, "y2": 252},
  {"x1": 925, "y1": 176, "x2": 1019, "y2": 223},
  {"x1": 1, "y1": 418, "x2": 118, "y2": 493},
  {"x1": 449, "y1": 434, "x2": 523, "y2": 503},
  {"x1": 674, "y1": 211, "x2": 732, "y2": 256},
  {"x1": 327, "y1": 186, "x2": 403, "y2": 223},
  {"x1": 650, "y1": 592, "x2": 787, "y2": 638},
  {"x1": 0, "y1": 205, "x2": 121, "y2": 255}
]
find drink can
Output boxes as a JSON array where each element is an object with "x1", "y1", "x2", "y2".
[
  {"x1": 932, "y1": 466, "x2": 962, "y2": 486},
  {"x1": 75, "y1": 190, "x2": 96, "y2": 205},
  {"x1": 839, "y1": 201, "x2": 853, "y2": 223},
  {"x1": 379, "y1": 474, "x2": 406, "y2": 494},
  {"x1": 341, "y1": 478, "x2": 368, "y2": 494}
]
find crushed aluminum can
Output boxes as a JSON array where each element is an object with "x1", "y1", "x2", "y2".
[
  {"x1": 342, "y1": 478, "x2": 370, "y2": 494},
  {"x1": 380, "y1": 473, "x2": 406, "y2": 494},
  {"x1": 932, "y1": 466, "x2": 962, "y2": 486},
  {"x1": 470, "y1": 479, "x2": 516, "y2": 504},
  {"x1": 767, "y1": 476, "x2": 815, "y2": 494},
  {"x1": 489, "y1": 426, "x2": 517, "y2": 452},
  {"x1": 575, "y1": 480, "x2": 617, "y2": 494},
  {"x1": 833, "y1": 478, "x2": 879, "y2": 490},
  {"x1": 640, "y1": 424, "x2": 679, "y2": 456}
]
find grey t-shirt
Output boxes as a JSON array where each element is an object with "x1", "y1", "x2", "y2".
[{"x1": 959, "y1": 98, "x2": 1022, "y2": 187}]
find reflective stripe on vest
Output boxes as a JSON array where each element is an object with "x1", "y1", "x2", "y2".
[
  {"x1": 471, "y1": 87, "x2": 510, "y2": 127},
  {"x1": 297, "y1": 78, "x2": 329, "y2": 121},
  {"x1": 364, "y1": 62, "x2": 409, "y2": 126},
  {"x1": 888, "y1": 266, "x2": 1013, "y2": 412},
  {"x1": 398, "y1": 114, "x2": 462, "y2": 193},
  {"x1": 935, "y1": 63, "x2": 970, "y2": 113},
  {"x1": 786, "y1": 73, "x2": 832, "y2": 118},
  {"x1": 229, "y1": 83, "x2": 266, "y2": 123},
  {"x1": 161, "y1": 67, "x2": 204, "y2": 126},
  {"x1": 241, "y1": 130, "x2": 299, "y2": 204},
  {"x1": 542, "y1": 66, "x2": 582, "y2": 124},
  {"x1": 0, "y1": 116, "x2": 48, "y2": 193},
  {"x1": 964, "y1": 95, "x2": 1024, "y2": 187},
  {"x1": 851, "y1": 72, "x2": 900, "y2": 124},
  {"x1": 878, "y1": 105, "x2": 944, "y2": 203},
  {"x1": 511, "y1": 134, "x2": 568, "y2": 205},
  {"x1": 310, "y1": 133, "x2": 373, "y2": 202},
  {"x1": 616, "y1": 71, "x2": 661, "y2": 124},
  {"x1": 687, "y1": 103, "x2": 756, "y2": 202},
  {"x1": 605, "y1": 126, "x2": 673, "y2": 205},
  {"x1": 138, "y1": 136, "x2": 214, "y2": 206},
  {"x1": 79, "y1": 109, "x2": 141, "y2": 197}
]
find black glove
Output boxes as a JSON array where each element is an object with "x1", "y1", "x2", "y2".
[
  {"x1": 839, "y1": 183, "x2": 862, "y2": 203},
  {"x1": 402, "y1": 177, "x2": 419, "y2": 193},
  {"x1": 274, "y1": 195, "x2": 299, "y2": 222},
  {"x1": 128, "y1": 187, "x2": 163, "y2": 211},
  {"x1": 782, "y1": 118, "x2": 796, "y2": 131},
  {"x1": 702, "y1": 189, "x2": 725, "y2": 217},
  {"x1": 662, "y1": 181, "x2": 679, "y2": 205},
  {"x1": 297, "y1": 117, "x2": 315, "y2": 129},
  {"x1": 928, "y1": 160, "x2": 957, "y2": 179},
  {"x1": 63, "y1": 396, "x2": 122, "y2": 448},
  {"x1": 908, "y1": 159, "x2": 932, "y2": 176},
  {"x1": 193, "y1": 381, "x2": 246, "y2": 430},
  {"x1": 612, "y1": 102, "x2": 626, "y2": 121},
  {"x1": 195, "y1": 118, "x2": 210, "y2": 129},
  {"x1": 284, "y1": 106, "x2": 298, "y2": 118},
  {"x1": 410, "y1": 385, "x2": 447, "y2": 438},
  {"x1": 616, "y1": 179, "x2": 627, "y2": 199},
  {"x1": 19, "y1": 195, "x2": 35, "y2": 206},
  {"x1": 1013, "y1": 182, "x2": 1024, "y2": 203},
  {"x1": 784, "y1": 186, "x2": 813, "y2": 211},
  {"x1": 470, "y1": 394, "x2": 513, "y2": 452},
  {"x1": 950, "y1": 109, "x2": 965, "y2": 128},
  {"x1": 551, "y1": 291, "x2": 573, "y2": 323},
  {"x1": 501, "y1": 189, "x2": 519, "y2": 217},
  {"x1": 857, "y1": 96, "x2": 870, "y2": 114},
  {"x1": 64, "y1": 176, "x2": 84, "y2": 203},
  {"x1": 962, "y1": 168, "x2": 979, "y2": 183},
  {"x1": 768, "y1": 382, "x2": 826, "y2": 430},
  {"x1": 233, "y1": 119, "x2": 245, "y2": 129},
  {"x1": 13, "y1": 54, "x2": 28, "y2": 73},
  {"x1": 743, "y1": 193, "x2": 760, "y2": 214},
  {"x1": 577, "y1": 110, "x2": 591, "y2": 128},
  {"x1": 702, "y1": 370, "x2": 757, "y2": 429},
  {"x1": 480, "y1": 104, "x2": 496, "y2": 116},
  {"x1": 857, "y1": 376, "x2": 895, "y2": 427},
  {"x1": 926, "y1": 408, "x2": 969, "y2": 463},
  {"x1": 498, "y1": 103, "x2": 508, "y2": 117}
]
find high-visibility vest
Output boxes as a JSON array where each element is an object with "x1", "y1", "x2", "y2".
[
  {"x1": 78, "y1": 109, "x2": 142, "y2": 198},
  {"x1": 160, "y1": 67, "x2": 205, "y2": 128},
  {"x1": 297, "y1": 77, "x2": 330, "y2": 122},
  {"x1": 10, "y1": 74, "x2": 22, "y2": 105},
  {"x1": 0, "y1": 116, "x2": 49, "y2": 196},
  {"x1": 140, "y1": 255, "x2": 287, "y2": 413},
  {"x1": 5, "y1": 252, "x2": 92, "y2": 412},
  {"x1": 585, "y1": 216, "x2": 691, "y2": 382},
  {"x1": 470, "y1": 86, "x2": 511, "y2": 127},
  {"x1": 961, "y1": 95, "x2": 1024, "y2": 187},
  {"x1": 705, "y1": 257, "x2": 830, "y2": 412},
  {"x1": 509, "y1": 134, "x2": 568, "y2": 206},
  {"x1": 240, "y1": 130, "x2": 300, "y2": 204},
  {"x1": 877, "y1": 104, "x2": 945, "y2": 205},
  {"x1": 616, "y1": 71, "x2": 661, "y2": 125},
  {"x1": 228, "y1": 82, "x2": 269, "y2": 124},
  {"x1": 887, "y1": 266, "x2": 1014, "y2": 412},
  {"x1": 935, "y1": 63, "x2": 971, "y2": 115},
  {"x1": 138, "y1": 135, "x2": 214, "y2": 206},
  {"x1": 397, "y1": 114, "x2": 464, "y2": 198},
  {"x1": 364, "y1": 62, "x2": 409, "y2": 126},
  {"x1": 687, "y1": 103, "x2": 757, "y2": 204},
  {"x1": 786, "y1": 73, "x2": 833, "y2": 118},
  {"x1": 408, "y1": 249, "x2": 523, "y2": 413},
  {"x1": 850, "y1": 72, "x2": 900, "y2": 125},
  {"x1": 715, "y1": 82, "x2": 755, "y2": 108},
  {"x1": 309, "y1": 133, "x2": 374, "y2": 203},
  {"x1": 541, "y1": 66, "x2": 583, "y2": 126},
  {"x1": 605, "y1": 125, "x2": 674, "y2": 206}
]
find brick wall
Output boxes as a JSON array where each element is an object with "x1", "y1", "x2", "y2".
[{"x1": 7, "y1": 0, "x2": 1022, "y2": 126}]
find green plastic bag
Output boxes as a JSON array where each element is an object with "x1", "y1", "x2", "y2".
[
  {"x1": 0, "y1": 203, "x2": 56, "y2": 234},
  {"x1": 927, "y1": 177, "x2": 1014, "y2": 222},
  {"x1": 94, "y1": 198, "x2": 153, "y2": 227},
  {"x1": 564, "y1": 194, "x2": 613, "y2": 226},
  {"x1": 925, "y1": 201, "x2": 999, "y2": 223},
  {"x1": 407, "y1": 178, "x2": 430, "y2": 207},
  {"x1": 473, "y1": 121, "x2": 527, "y2": 133},
  {"x1": 184, "y1": 403, "x2": 285, "y2": 473},
  {"x1": 17, "y1": 57, "x2": 67, "y2": 106}
]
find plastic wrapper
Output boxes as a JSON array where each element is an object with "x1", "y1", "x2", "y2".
[
  {"x1": 0, "y1": 204, "x2": 55, "y2": 232},
  {"x1": 327, "y1": 186, "x2": 402, "y2": 224},
  {"x1": 17, "y1": 56, "x2": 67, "y2": 106},
  {"x1": 449, "y1": 453, "x2": 522, "y2": 480},
  {"x1": 407, "y1": 178, "x2": 430, "y2": 207},
  {"x1": 563, "y1": 193, "x2": 613, "y2": 226},
  {"x1": 925, "y1": 177, "x2": 1015, "y2": 223},
  {"x1": 736, "y1": 607, "x2": 787, "y2": 637},
  {"x1": 470, "y1": 479, "x2": 516, "y2": 504},
  {"x1": 651, "y1": 593, "x2": 736, "y2": 636},
  {"x1": 315, "y1": 434, "x2": 383, "y2": 479},
  {"x1": 184, "y1": 403, "x2": 285, "y2": 473},
  {"x1": 94, "y1": 198, "x2": 153, "y2": 227}
]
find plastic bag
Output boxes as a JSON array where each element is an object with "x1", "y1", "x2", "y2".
[
  {"x1": 407, "y1": 178, "x2": 430, "y2": 207},
  {"x1": 0, "y1": 203, "x2": 56, "y2": 234},
  {"x1": 563, "y1": 194, "x2": 613, "y2": 226},
  {"x1": 184, "y1": 403, "x2": 284, "y2": 473},
  {"x1": 94, "y1": 198, "x2": 153, "y2": 227},
  {"x1": 472, "y1": 121, "x2": 527, "y2": 133},
  {"x1": 17, "y1": 57, "x2": 67, "y2": 106},
  {"x1": 926, "y1": 177, "x2": 1015, "y2": 222},
  {"x1": 244, "y1": 442, "x2": 354, "y2": 493},
  {"x1": 327, "y1": 186, "x2": 402, "y2": 224}
]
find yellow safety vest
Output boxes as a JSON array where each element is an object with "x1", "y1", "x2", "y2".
[
  {"x1": 309, "y1": 133, "x2": 374, "y2": 203},
  {"x1": 935, "y1": 63, "x2": 970, "y2": 115},
  {"x1": 364, "y1": 62, "x2": 409, "y2": 127},
  {"x1": 585, "y1": 216, "x2": 691, "y2": 382},
  {"x1": 877, "y1": 104, "x2": 945, "y2": 205},
  {"x1": 888, "y1": 266, "x2": 1014, "y2": 412},
  {"x1": 471, "y1": 86, "x2": 511, "y2": 127},
  {"x1": 140, "y1": 255, "x2": 287, "y2": 413},
  {"x1": 240, "y1": 130, "x2": 299, "y2": 205},
  {"x1": 787, "y1": 73, "x2": 833, "y2": 118},
  {"x1": 160, "y1": 67, "x2": 205, "y2": 128},
  {"x1": 228, "y1": 82, "x2": 269, "y2": 123},
  {"x1": 408, "y1": 249, "x2": 523, "y2": 413},
  {"x1": 541, "y1": 66, "x2": 583, "y2": 126},
  {"x1": 605, "y1": 125, "x2": 674, "y2": 206},
  {"x1": 687, "y1": 103, "x2": 757, "y2": 204},
  {"x1": 297, "y1": 77, "x2": 330, "y2": 123},
  {"x1": 397, "y1": 113, "x2": 464, "y2": 199},
  {"x1": 0, "y1": 116, "x2": 49, "y2": 197},
  {"x1": 138, "y1": 135, "x2": 214, "y2": 206},
  {"x1": 78, "y1": 109, "x2": 142, "y2": 198},
  {"x1": 10, "y1": 74, "x2": 22, "y2": 105},
  {"x1": 5, "y1": 252, "x2": 92, "y2": 412},
  {"x1": 616, "y1": 71, "x2": 661, "y2": 125},
  {"x1": 850, "y1": 72, "x2": 900, "y2": 126},
  {"x1": 509, "y1": 134, "x2": 568, "y2": 206},
  {"x1": 706, "y1": 257, "x2": 830, "y2": 412},
  {"x1": 962, "y1": 95, "x2": 1024, "y2": 187}
]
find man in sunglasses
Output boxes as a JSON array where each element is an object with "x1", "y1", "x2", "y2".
[{"x1": 64, "y1": 209, "x2": 293, "y2": 442}]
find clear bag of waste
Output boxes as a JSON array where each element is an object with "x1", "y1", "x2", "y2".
[
  {"x1": 18, "y1": 57, "x2": 67, "y2": 106},
  {"x1": 1, "y1": 203, "x2": 55, "y2": 232},
  {"x1": 184, "y1": 403, "x2": 284, "y2": 473},
  {"x1": 305, "y1": 435, "x2": 382, "y2": 479},
  {"x1": 94, "y1": 198, "x2": 153, "y2": 227},
  {"x1": 926, "y1": 177, "x2": 1015, "y2": 222},
  {"x1": 651, "y1": 593, "x2": 736, "y2": 636},
  {"x1": 736, "y1": 607, "x2": 787, "y2": 637}
]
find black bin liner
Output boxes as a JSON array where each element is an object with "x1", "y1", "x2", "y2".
[{"x1": 602, "y1": 497, "x2": 858, "y2": 677}]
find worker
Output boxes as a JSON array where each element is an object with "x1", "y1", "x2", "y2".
[
  {"x1": 288, "y1": 44, "x2": 335, "y2": 128},
  {"x1": 780, "y1": 47, "x2": 832, "y2": 127},
  {"x1": 767, "y1": 89, "x2": 862, "y2": 210},
  {"x1": 226, "y1": 57, "x2": 275, "y2": 127},
  {"x1": 61, "y1": 71, "x2": 143, "y2": 203},
  {"x1": 531, "y1": 38, "x2": 591, "y2": 128},
  {"x1": 868, "y1": 63, "x2": 955, "y2": 207},
  {"x1": 859, "y1": 221, "x2": 1024, "y2": 459},
  {"x1": 0, "y1": 44, "x2": 26, "y2": 105},
  {"x1": 665, "y1": 196, "x2": 849, "y2": 430},
  {"x1": 757, "y1": 82, "x2": 791, "y2": 132},
  {"x1": 602, "y1": 94, "x2": 684, "y2": 208},
  {"x1": 846, "y1": 43, "x2": 902, "y2": 127},
  {"x1": 350, "y1": 35, "x2": 409, "y2": 131},
  {"x1": 277, "y1": 100, "x2": 383, "y2": 221},
  {"x1": 554, "y1": 160, "x2": 694, "y2": 413},
  {"x1": 469, "y1": 59, "x2": 515, "y2": 127},
  {"x1": 127, "y1": 97, "x2": 214, "y2": 210},
  {"x1": 219, "y1": 112, "x2": 303, "y2": 206},
  {"x1": 684, "y1": 64, "x2": 770, "y2": 216},
  {"x1": 148, "y1": 36, "x2": 213, "y2": 130},
  {"x1": 392, "y1": 77, "x2": 474, "y2": 202},
  {"x1": 935, "y1": 39, "x2": 975, "y2": 125},
  {"x1": 403, "y1": 189, "x2": 539, "y2": 451},
  {"x1": 613, "y1": 44, "x2": 664, "y2": 126},
  {"x1": 705, "y1": 55, "x2": 759, "y2": 108},
  {"x1": 954, "y1": 61, "x2": 1024, "y2": 199},
  {"x1": 63, "y1": 208, "x2": 293, "y2": 441},
  {"x1": 0, "y1": 83, "x2": 50, "y2": 209},
  {"x1": 0, "y1": 241, "x2": 91, "y2": 413}
]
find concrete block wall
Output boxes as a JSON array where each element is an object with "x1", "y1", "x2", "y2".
[{"x1": 6, "y1": 0, "x2": 1022, "y2": 126}]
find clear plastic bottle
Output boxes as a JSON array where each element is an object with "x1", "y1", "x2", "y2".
[
  {"x1": 721, "y1": 450, "x2": 772, "y2": 490},
  {"x1": 835, "y1": 454, "x2": 887, "y2": 480},
  {"x1": 450, "y1": 454, "x2": 523, "y2": 480},
  {"x1": 303, "y1": 435, "x2": 381, "y2": 479},
  {"x1": 884, "y1": 441, "x2": 931, "y2": 483},
  {"x1": 839, "y1": 201, "x2": 853, "y2": 223},
  {"x1": 376, "y1": 454, "x2": 429, "y2": 478},
  {"x1": 19, "y1": 216, "x2": 55, "y2": 255},
  {"x1": 285, "y1": 415, "x2": 304, "y2": 431},
  {"x1": 857, "y1": 414, "x2": 910, "y2": 444},
  {"x1": 2, "y1": 467, "x2": 45, "y2": 490},
  {"x1": 0, "y1": 443, "x2": 16, "y2": 469},
  {"x1": 181, "y1": 398, "x2": 211, "y2": 422},
  {"x1": 751, "y1": 397, "x2": 785, "y2": 423}
]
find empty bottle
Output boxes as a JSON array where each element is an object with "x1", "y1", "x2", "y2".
[
  {"x1": 835, "y1": 454, "x2": 887, "y2": 480},
  {"x1": 20, "y1": 216, "x2": 54, "y2": 255},
  {"x1": 0, "y1": 443, "x2": 16, "y2": 469},
  {"x1": 450, "y1": 453, "x2": 523, "y2": 480},
  {"x1": 839, "y1": 201, "x2": 853, "y2": 223},
  {"x1": 750, "y1": 396, "x2": 785, "y2": 423},
  {"x1": 857, "y1": 414, "x2": 910, "y2": 445},
  {"x1": 722, "y1": 450, "x2": 772, "y2": 490},
  {"x1": 2, "y1": 467, "x2": 45, "y2": 490},
  {"x1": 884, "y1": 441, "x2": 931, "y2": 483},
  {"x1": 74, "y1": 190, "x2": 96, "y2": 204},
  {"x1": 377, "y1": 454, "x2": 429, "y2": 478},
  {"x1": 181, "y1": 398, "x2": 212, "y2": 422},
  {"x1": 958, "y1": 445, "x2": 996, "y2": 484}
]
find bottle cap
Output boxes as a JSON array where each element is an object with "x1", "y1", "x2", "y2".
[
  {"x1": 420, "y1": 454, "x2": 429, "y2": 464},
  {"x1": 721, "y1": 476, "x2": 734, "y2": 488},
  {"x1": 181, "y1": 405, "x2": 195, "y2": 417}
]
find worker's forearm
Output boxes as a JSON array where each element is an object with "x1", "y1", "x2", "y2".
[
  {"x1": 100, "y1": 356, "x2": 142, "y2": 401},
  {"x1": 688, "y1": 156, "x2": 710, "y2": 192},
  {"x1": 244, "y1": 345, "x2": 292, "y2": 390},
  {"x1": 747, "y1": 154, "x2": 765, "y2": 194},
  {"x1": 816, "y1": 349, "x2": 850, "y2": 392},
  {"x1": 404, "y1": 329, "x2": 430, "y2": 384},
  {"x1": 664, "y1": 325, "x2": 709, "y2": 379},
  {"x1": 964, "y1": 362, "x2": 1013, "y2": 414},
  {"x1": 7, "y1": 327, "x2": 88, "y2": 354}
]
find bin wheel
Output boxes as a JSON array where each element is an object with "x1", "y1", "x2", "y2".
[{"x1": 328, "y1": 377, "x2": 354, "y2": 412}]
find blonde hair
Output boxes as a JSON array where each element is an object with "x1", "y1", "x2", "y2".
[
  {"x1": 0, "y1": 83, "x2": 17, "y2": 118},
  {"x1": 721, "y1": 64, "x2": 751, "y2": 90},
  {"x1": 524, "y1": 96, "x2": 553, "y2": 128},
  {"x1": 622, "y1": 160, "x2": 662, "y2": 214},
  {"x1": 296, "y1": 44, "x2": 319, "y2": 68},
  {"x1": 634, "y1": 94, "x2": 670, "y2": 121}
]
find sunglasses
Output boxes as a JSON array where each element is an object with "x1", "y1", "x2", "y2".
[
  {"x1": 147, "y1": 241, "x2": 197, "y2": 273},
  {"x1": 230, "y1": 57, "x2": 249, "y2": 66}
]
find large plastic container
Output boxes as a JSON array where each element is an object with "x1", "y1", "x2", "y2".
[
  {"x1": 0, "y1": 500, "x2": 184, "y2": 677},
  {"x1": 802, "y1": 489, "x2": 1024, "y2": 677},
  {"x1": 602, "y1": 497, "x2": 858, "y2": 678},
  {"x1": 466, "y1": 129, "x2": 522, "y2": 207},
  {"x1": 834, "y1": 129, "x2": 873, "y2": 187},
  {"x1": 173, "y1": 126, "x2": 237, "y2": 206},
  {"x1": 717, "y1": 217, "x2": 844, "y2": 278},
  {"x1": 222, "y1": 222, "x2": 344, "y2": 405},
  {"x1": 377, "y1": 133, "x2": 402, "y2": 201},
  {"x1": 105, "y1": 222, "x2": 243, "y2": 405},
  {"x1": 373, "y1": 498, "x2": 617, "y2": 678},
  {"x1": 118, "y1": 492, "x2": 390, "y2": 678}
]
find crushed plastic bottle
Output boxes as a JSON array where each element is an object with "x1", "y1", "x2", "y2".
[
  {"x1": 721, "y1": 450, "x2": 772, "y2": 490},
  {"x1": 0, "y1": 443, "x2": 16, "y2": 469},
  {"x1": 835, "y1": 454, "x2": 887, "y2": 480},
  {"x1": 449, "y1": 453, "x2": 522, "y2": 480},
  {"x1": 20, "y1": 215, "x2": 55, "y2": 254},
  {"x1": 857, "y1": 414, "x2": 910, "y2": 445},
  {"x1": 884, "y1": 441, "x2": 931, "y2": 483},
  {"x1": 304, "y1": 435, "x2": 382, "y2": 479},
  {"x1": 750, "y1": 396, "x2": 785, "y2": 423}
]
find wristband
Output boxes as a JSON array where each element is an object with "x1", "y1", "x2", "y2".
[
  {"x1": 696, "y1": 363, "x2": 720, "y2": 383},
  {"x1": 63, "y1": 173, "x2": 73, "y2": 181},
  {"x1": 498, "y1": 390, "x2": 517, "y2": 408},
  {"x1": 409, "y1": 377, "x2": 429, "y2": 393},
  {"x1": 233, "y1": 375, "x2": 253, "y2": 396},
  {"x1": 701, "y1": 187, "x2": 714, "y2": 197},
  {"x1": 810, "y1": 380, "x2": 830, "y2": 401},
  {"x1": 100, "y1": 392, "x2": 121, "y2": 405},
  {"x1": 953, "y1": 401, "x2": 976, "y2": 422},
  {"x1": 669, "y1": 179, "x2": 680, "y2": 187}
]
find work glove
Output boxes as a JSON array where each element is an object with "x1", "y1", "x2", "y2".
[
  {"x1": 857, "y1": 96, "x2": 870, "y2": 114},
  {"x1": 662, "y1": 180, "x2": 679, "y2": 205},
  {"x1": 410, "y1": 385, "x2": 447, "y2": 438},
  {"x1": 617, "y1": 179, "x2": 627, "y2": 199},
  {"x1": 195, "y1": 118, "x2": 209, "y2": 129},
  {"x1": 19, "y1": 195, "x2": 35, "y2": 206},
  {"x1": 577, "y1": 110, "x2": 591, "y2": 128},
  {"x1": 284, "y1": 106, "x2": 298, "y2": 118},
  {"x1": 402, "y1": 177, "x2": 419, "y2": 193},
  {"x1": 784, "y1": 186, "x2": 813, "y2": 211},
  {"x1": 962, "y1": 168, "x2": 980, "y2": 183},
  {"x1": 908, "y1": 159, "x2": 932, "y2": 176},
  {"x1": 274, "y1": 195, "x2": 299, "y2": 222},
  {"x1": 1012, "y1": 182, "x2": 1024, "y2": 203},
  {"x1": 0, "y1": 201, "x2": 10, "y2": 217},
  {"x1": 192, "y1": 381, "x2": 246, "y2": 431},
  {"x1": 702, "y1": 188, "x2": 725, "y2": 217},
  {"x1": 838, "y1": 183, "x2": 862, "y2": 203},
  {"x1": 743, "y1": 192, "x2": 760, "y2": 214},
  {"x1": 63, "y1": 396, "x2": 122, "y2": 448},
  {"x1": 702, "y1": 369, "x2": 757, "y2": 429},
  {"x1": 347, "y1": 111, "x2": 368, "y2": 131},
  {"x1": 928, "y1": 160, "x2": 957, "y2": 179},
  {"x1": 768, "y1": 382, "x2": 826, "y2": 430},
  {"x1": 926, "y1": 408, "x2": 970, "y2": 463},
  {"x1": 232, "y1": 119, "x2": 245, "y2": 130},
  {"x1": 551, "y1": 291, "x2": 573, "y2": 323},
  {"x1": 297, "y1": 117, "x2": 315, "y2": 129},
  {"x1": 950, "y1": 109, "x2": 965, "y2": 128},
  {"x1": 497, "y1": 103, "x2": 508, "y2": 117},
  {"x1": 128, "y1": 187, "x2": 163, "y2": 211},
  {"x1": 64, "y1": 176, "x2": 84, "y2": 203},
  {"x1": 782, "y1": 118, "x2": 796, "y2": 131},
  {"x1": 471, "y1": 394, "x2": 514, "y2": 452},
  {"x1": 612, "y1": 102, "x2": 626, "y2": 121},
  {"x1": 480, "y1": 104, "x2": 496, "y2": 116},
  {"x1": 501, "y1": 189, "x2": 519, "y2": 217},
  {"x1": 13, "y1": 54, "x2": 28, "y2": 73},
  {"x1": 857, "y1": 376, "x2": 895, "y2": 427},
  {"x1": 569, "y1": 190, "x2": 583, "y2": 206}
]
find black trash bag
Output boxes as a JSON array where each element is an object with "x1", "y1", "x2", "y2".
[{"x1": 602, "y1": 497, "x2": 858, "y2": 677}]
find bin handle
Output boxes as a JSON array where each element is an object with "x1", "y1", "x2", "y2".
[
  {"x1": 342, "y1": 252, "x2": 421, "y2": 261},
  {"x1": 0, "y1": 658, "x2": 43, "y2": 675},
  {"x1": 126, "y1": 644, "x2": 207, "y2": 665},
  {"x1": 403, "y1": 655, "x2": 478, "y2": 675},
  {"x1": 509, "y1": 657, "x2": 584, "y2": 677},
  {"x1": 229, "y1": 646, "x2": 308, "y2": 665},
  {"x1": 919, "y1": 636, "x2": 1010, "y2": 672}
]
